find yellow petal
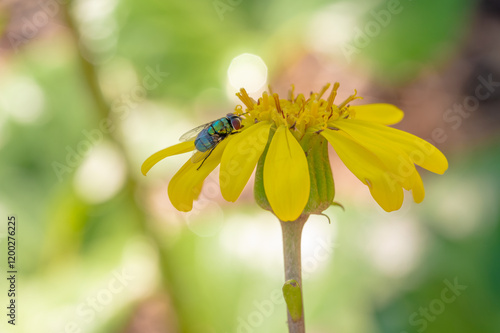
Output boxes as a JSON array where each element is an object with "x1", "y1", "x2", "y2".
[
  {"x1": 192, "y1": 180, "x2": 204, "y2": 201},
  {"x1": 220, "y1": 122, "x2": 272, "y2": 202},
  {"x1": 351, "y1": 104, "x2": 404, "y2": 125},
  {"x1": 142, "y1": 141, "x2": 195, "y2": 175},
  {"x1": 332, "y1": 120, "x2": 417, "y2": 190},
  {"x1": 334, "y1": 119, "x2": 448, "y2": 174},
  {"x1": 167, "y1": 139, "x2": 230, "y2": 211},
  {"x1": 411, "y1": 171, "x2": 425, "y2": 203},
  {"x1": 321, "y1": 129, "x2": 404, "y2": 212},
  {"x1": 264, "y1": 125, "x2": 310, "y2": 221}
]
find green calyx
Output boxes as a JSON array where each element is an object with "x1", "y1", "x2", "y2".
[
  {"x1": 254, "y1": 127, "x2": 274, "y2": 213},
  {"x1": 301, "y1": 132, "x2": 335, "y2": 215}
]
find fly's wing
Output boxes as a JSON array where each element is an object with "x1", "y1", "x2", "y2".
[
  {"x1": 191, "y1": 148, "x2": 214, "y2": 163},
  {"x1": 179, "y1": 122, "x2": 212, "y2": 142}
]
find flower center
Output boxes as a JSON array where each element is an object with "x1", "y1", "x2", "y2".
[{"x1": 235, "y1": 83, "x2": 362, "y2": 140}]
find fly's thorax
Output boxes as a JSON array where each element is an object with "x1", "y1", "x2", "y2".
[{"x1": 211, "y1": 117, "x2": 232, "y2": 135}]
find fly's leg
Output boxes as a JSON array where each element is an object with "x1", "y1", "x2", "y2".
[{"x1": 196, "y1": 147, "x2": 215, "y2": 171}]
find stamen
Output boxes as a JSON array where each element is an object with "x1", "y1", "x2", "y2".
[
  {"x1": 273, "y1": 93, "x2": 283, "y2": 116},
  {"x1": 317, "y1": 83, "x2": 331, "y2": 100},
  {"x1": 268, "y1": 85, "x2": 274, "y2": 96},
  {"x1": 338, "y1": 89, "x2": 362, "y2": 109},
  {"x1": 298, "y1": 99, "x2": 305, "y2": 115},
  {"x1": 288, "y1": 84, "x2": 295, "y2": 102},
  {"x1": 310, "y1": 100, "x2": 319, "y2": 117},
  {"x1": 295, "y1": 93, "x2": 305, "y2": 105},
  {"x1": 314, "y1": 119, "x2": 329, "y2": 133},
  {"x1": 326, "y1": 82, "x2": 340, "y2": 111},
  {"x1": 262, "y1": 91, "x2": 269, "y2": 109},
  {"x1": 321, "y1": 114, "x2": 329, "y2": 126},
  {"x1": 236, "y1": 88, "x2": 254, "y2": 110}
]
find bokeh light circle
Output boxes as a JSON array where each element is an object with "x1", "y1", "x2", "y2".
[{"x1": 227, "y1": 53, "x2": 268, "y2": 93}]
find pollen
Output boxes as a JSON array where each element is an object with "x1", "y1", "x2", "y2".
[{"x1": 235, "y1": 83, "x2": 362, "y2": 140}]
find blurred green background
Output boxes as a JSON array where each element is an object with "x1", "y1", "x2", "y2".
[{"x1": 1, "y1": 0, "x2": 499, "y2": 332}]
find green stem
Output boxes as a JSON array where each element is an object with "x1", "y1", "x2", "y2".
[{"x1": 280, "y1": 215, "x2": 308, "y2": 333}]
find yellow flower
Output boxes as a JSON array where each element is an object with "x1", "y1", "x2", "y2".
[{"x1": 142, "y1": 83, "x2": 448, "y2": 221}]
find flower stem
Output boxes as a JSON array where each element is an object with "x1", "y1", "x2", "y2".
[{"x1": 280, "y1": 215, "x2": 308, "y2": 333}]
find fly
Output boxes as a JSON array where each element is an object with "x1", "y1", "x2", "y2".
[{"x1": 180, "y1": 113, "x2": 244, "y2": 170}]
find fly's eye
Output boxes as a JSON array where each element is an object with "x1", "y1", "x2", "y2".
[{"x1": 230, "y1": 116, "x2": 242, "y2": 130}]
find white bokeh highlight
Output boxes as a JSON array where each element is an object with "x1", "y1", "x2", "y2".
[
  {"x1": 227, "y1": 53, "x2": 268, "y2": 93},
  {"x1": 73, "y1": 142, "x2": 127, "y2": 204},
  {"x1": 364, "y1": 217, "x2": 425, "y2": 278},
  {"x1": 0, "y1": 75, "x2": 45, "y2": 124}
]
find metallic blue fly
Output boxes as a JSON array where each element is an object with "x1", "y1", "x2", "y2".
[{"x1": 180, "y1": 113, "x2": 243, "y2": 169}]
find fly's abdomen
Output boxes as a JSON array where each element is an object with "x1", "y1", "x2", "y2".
[{"x1": 195, "y1": 129, "x2": 215, "y2": 152}]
